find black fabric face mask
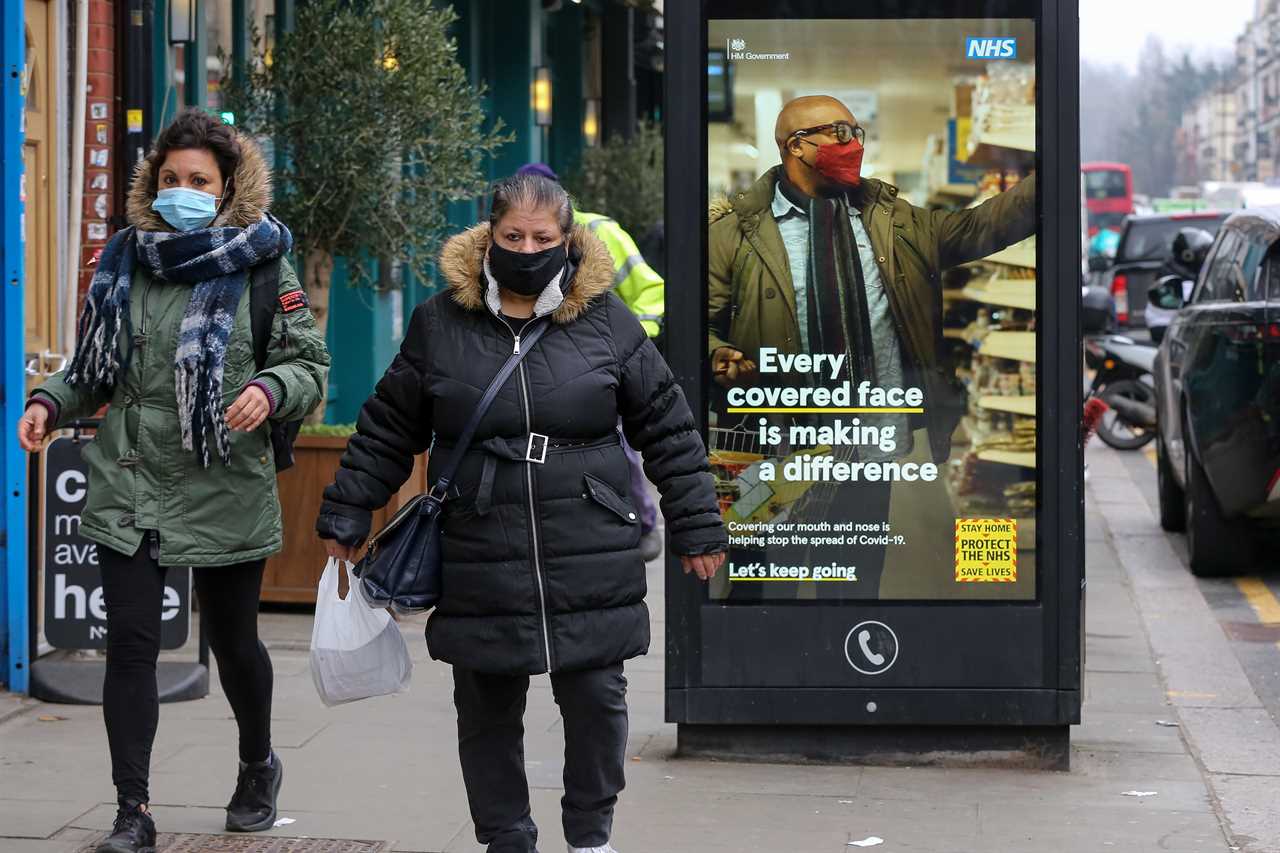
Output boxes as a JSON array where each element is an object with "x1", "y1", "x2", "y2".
[{"x1": 488, "y1": 240, "x2": 568, "y2": 297}]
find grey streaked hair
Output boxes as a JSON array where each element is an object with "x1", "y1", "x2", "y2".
[{"x1": 488, "y1": 173, "x2": 574, "y2": 234}]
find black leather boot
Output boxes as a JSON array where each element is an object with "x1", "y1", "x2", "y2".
[
  {"x1": 95, "y1": 801, "x2": 156, "y2": 853},
  {"x1": 225, "y1": 751, "x2": 284, "y2": 832}
]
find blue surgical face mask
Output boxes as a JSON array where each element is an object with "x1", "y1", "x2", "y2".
[{"x1": 151, "y1": 187, "x2": 220, "y2": 232}]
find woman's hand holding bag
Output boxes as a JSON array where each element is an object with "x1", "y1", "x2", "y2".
[{"x1": 309, "y1": 558, "x2": 412, "y2": 707}]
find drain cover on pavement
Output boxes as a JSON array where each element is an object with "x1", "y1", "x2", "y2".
[{"x1": 82, "y1": 835, "x2": 388, "y2": 852}]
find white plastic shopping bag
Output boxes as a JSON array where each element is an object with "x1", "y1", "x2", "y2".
[{"x1": 309, "y1": 558, "x2": 412, "y2": 706}]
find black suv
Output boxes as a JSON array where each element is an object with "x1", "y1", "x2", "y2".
[
  {"x1": 1104, "y1": 212, "x2": 1228, "y2": 327},
  {"x1": 1151, "y1": 208, "x2": 1280, "y2": 575}
]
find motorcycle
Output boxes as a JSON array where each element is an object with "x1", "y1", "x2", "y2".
[{"x1": 1084, "y1": 334, "x2": 1158, "y2": 450}]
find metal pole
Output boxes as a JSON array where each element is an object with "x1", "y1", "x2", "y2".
[
  {"x1": 64, "y1": 0, "x2": 87, "y2": 359},
  {"x1": 2, "y1": 0, "x2": 30, "y2": 693},
  {"x1": 120, "y1": 0, "x2": 151, "y2": 192}
]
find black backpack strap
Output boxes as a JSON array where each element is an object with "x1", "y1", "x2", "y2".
[
  {"x1": 249, "y1": 257, "x2": 283, "y2": 371},
  {"x1": 429, "y1": 318, "x2": 550, "y2": 501}
]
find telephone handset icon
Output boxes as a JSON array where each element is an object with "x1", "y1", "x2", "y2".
[
  {"x1": 844, "y1": 621, "x2": 898, "y2": 675},
  {"x1": 858, "y1": 630, "x2": 885, "y2": 666}
]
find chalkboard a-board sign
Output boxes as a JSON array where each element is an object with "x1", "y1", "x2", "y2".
[{"x1": 43, "y1": 435, "x2": 191, "y2": 651}]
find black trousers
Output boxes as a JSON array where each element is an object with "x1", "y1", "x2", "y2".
[
  {"x1": 453, "y1": 663, "x2": 628, "y2": 852},
  {"x1": 100, "y1": 540, "x2": 274, "y2": 806}
]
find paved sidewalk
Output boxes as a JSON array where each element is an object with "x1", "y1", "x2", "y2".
[
  {"x1": 0, "y1": 458, "x2": 1245, "y2": 852},
  {"x1": 1088, "y1": 442, "x2": 1280, "y2": 851}
]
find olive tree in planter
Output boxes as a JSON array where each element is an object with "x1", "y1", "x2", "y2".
[
  {"x1": 562, "y1": 121, "x2": 664, "y2": 238},
  {"x1": 222, "y1": 0, "x2": 508, "y2": 419}
]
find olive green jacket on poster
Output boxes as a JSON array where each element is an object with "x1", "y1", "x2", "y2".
[
  {"x1": 31, "y1": 137, "x2": 330, "y2": 567},
  {"x1": 708, "y1": 167, "x2": 1037, "y2": 463}
]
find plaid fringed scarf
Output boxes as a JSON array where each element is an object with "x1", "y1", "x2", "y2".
[{"x1": 66, "y1": 215, "x2": 292, "y2": 467}]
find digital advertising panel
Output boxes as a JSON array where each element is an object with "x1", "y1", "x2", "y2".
[
  {"x1": 663, "y1": 0, "x2": 1081, "y2": 736},
  {"x1": 705, "y1": 16, "x2": 1039, "y2": 603}
]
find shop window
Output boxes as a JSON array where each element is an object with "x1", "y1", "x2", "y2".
[
  {"x1": 174, "y1": 44, "x2": 187, "y2": 108},
  {"x1": 207, "y1": 0, "x2": 234, "y2": 111}
]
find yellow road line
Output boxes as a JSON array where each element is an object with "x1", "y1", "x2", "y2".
[
  {"x1": 1235, "y1": 577, "x2": 1280, "y2": 624},
  {"x1": 1143, "y1": 444, "x2": 1157, "y2": 467},
  {"x1": 1234, "y1": 577, "x2": 1280, "y2": 654}
]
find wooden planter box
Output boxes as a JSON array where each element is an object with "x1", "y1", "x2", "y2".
[{"x1": 262, "y1": 434, "x2": 427, "y2": 604}]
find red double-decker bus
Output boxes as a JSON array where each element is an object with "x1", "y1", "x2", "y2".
[{"x1": 1083, "y1": 162, "x2": 1133, "y2": 235}]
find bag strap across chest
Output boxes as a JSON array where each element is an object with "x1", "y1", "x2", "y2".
[{"x1": 430, "y1": 318, "x2": 550, "y2": 501}]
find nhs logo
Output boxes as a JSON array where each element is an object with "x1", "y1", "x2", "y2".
[{"x1": 966, "y1": 37, "x2": 1018, "y2": 60}]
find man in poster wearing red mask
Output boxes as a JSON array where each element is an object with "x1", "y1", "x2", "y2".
[
  {"x1": 707, "y1": 94, "x2": 1036, "y2": 598},
  {"x1": 710, "y1": 94, "x2": 1036, "y2": 458}
]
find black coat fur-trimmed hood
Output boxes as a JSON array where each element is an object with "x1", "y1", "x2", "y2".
[{"x1": 438, "y1": 222, "x2": 616, "y2": 325}]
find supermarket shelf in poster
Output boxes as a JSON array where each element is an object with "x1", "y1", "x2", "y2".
[
  {"x1": 979, "y1": 241, "x2": 1036, "y2": 269},
  {"x1": 963, "y1": 120, "x2": 1035, "y2": 170},
  {"x1": 977, "y1": 395, "x2": 1035, "y2": 416},
  {"x1": 962, "y1": 278, "x2": 1036, "y2": 312},
  {"x1": 977, "y1": 331, "x2": 1036, "y2": 363},
  {"x1": 964, "y1": 140, "x2": 1036, "y2": 171},
  {"x1": 977, "y1": 449, "x2": 1036, "y2": 469}
]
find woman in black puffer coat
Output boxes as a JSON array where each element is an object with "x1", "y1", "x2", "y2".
[{"x1": 316, "y1": 174, "x2": 727, "y2": 853}]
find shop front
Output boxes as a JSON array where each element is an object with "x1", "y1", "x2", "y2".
[{"x1": 664, "y1": 0, "x2": 1082, "y2": 764}]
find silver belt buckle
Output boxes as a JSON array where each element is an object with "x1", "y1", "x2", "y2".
[{"x1": 526, "y1": 433, "x2": 549, "y2": 464}]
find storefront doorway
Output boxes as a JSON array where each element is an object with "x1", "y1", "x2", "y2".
[{"x1": 22, "y1": 0, "x2": 59, "y2": 397}]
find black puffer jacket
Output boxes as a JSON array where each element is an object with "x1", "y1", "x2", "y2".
[{"x1": 316, "y1": 223, "x2": 727, "y2": 675}]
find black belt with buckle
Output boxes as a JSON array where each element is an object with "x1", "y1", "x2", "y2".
[{"x1": 436, "y1": 432, "x2": 622, "y2": 516}]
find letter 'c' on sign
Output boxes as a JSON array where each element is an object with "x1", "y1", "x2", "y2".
[{"x1": 56, "y1": 470, "x2": 87, "y2": 503}]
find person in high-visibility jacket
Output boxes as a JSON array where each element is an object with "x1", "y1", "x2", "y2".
[
  {"x1": 574, "y1": 210, "x2": 665, "y2": 339},
  {"x1": 517, "y1": 163, "x2": 665, "y2": 560}
]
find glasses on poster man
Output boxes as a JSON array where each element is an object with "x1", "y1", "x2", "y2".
[{"x1": 790, "y1": 121, "x2": 865, "y2": 147}]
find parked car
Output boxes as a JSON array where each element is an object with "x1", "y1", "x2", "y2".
[
  {"x1": 1144, "y1": 227, "x2": 1215, "y2": 344},
  {"x1": 1151, "y1": 207, "x2": 1280, "y2": 575},
  {"x1": 1103, "y1": 211, "x2": 1228, "y2": 327}
]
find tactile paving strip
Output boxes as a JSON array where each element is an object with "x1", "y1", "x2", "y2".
[{"x1": 81, "y1": 835, "x2": 388, "y2": 852}]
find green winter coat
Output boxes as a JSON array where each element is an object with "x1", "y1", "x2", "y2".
[
  {"x1": 708, "y1": 167, "x2": 1036, "y2": 463},
  {"x1": 31, "y1": 135, "x2": 330, "y2": 567}
]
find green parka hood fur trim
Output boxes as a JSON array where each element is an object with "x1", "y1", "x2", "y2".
[{"x1": 126, "y1": 132, "x2": 273, "y2": 232}]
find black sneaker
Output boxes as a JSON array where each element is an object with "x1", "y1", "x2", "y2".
[
  {"x1": 96, "y1": 802, "x2": 156, "y2": 853},
  {"x1": 225, "y1": 752, "x2": 284, "y2": 832}
]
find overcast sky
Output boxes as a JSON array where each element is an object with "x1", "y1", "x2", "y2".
[{"x1": 1080, "y1": 0, "x2": 1257, "y2": 69}]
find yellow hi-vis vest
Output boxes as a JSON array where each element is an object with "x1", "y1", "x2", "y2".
[{"x1": 574, "y1": 210, "x2": 664, "y2": 338}]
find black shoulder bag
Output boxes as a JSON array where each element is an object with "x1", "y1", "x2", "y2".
[{"x1": 353, "y1": 318, "x2": 549, "y2": 615}]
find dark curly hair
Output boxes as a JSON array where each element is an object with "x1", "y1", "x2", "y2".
[
  {"x1": 488, "y1": 173, "x2": 574, "y2": 235},
  {"x1": 144, "y1": 107, "x2": 242, "y2": 199}
]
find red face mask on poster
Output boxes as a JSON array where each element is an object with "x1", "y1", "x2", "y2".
[{"x1": 811, "y1": 138, "x2": 865, "y2": 188}]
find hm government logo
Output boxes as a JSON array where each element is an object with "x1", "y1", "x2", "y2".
[{"x1": 726, "y1": 37, "x2": 791, "y2": 62}]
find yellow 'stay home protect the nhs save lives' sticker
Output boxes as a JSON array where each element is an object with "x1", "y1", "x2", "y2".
[{"x1": 955, "y1": 518, "x2": 1017, "y2": 582}]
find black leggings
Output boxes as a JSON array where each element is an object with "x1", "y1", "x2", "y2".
[{"x1": 100, "y1": 540, "x2": 274, "y2": 805}]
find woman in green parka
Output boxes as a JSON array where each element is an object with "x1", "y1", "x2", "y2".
[{"x1": 17, "y1": 109, "x2": 329, "y2": 853}]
